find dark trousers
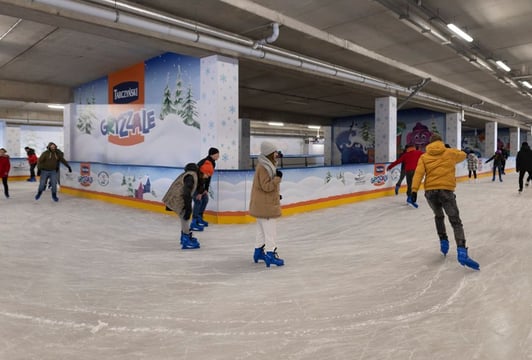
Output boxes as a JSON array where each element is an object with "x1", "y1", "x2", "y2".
[
  {"x1": 395, "y1": 165, "x2": 406, "y2": 187},
  {"x1": 468, "y1": 170, "x2": 477, "y2": 179},
  {"x1": 29, "y1": 163, "x2": 37, "y2": 178},
  {"x1": 425, "y1": 190, "x2": 466, "y2": 248},
  {"x1": 1, "y1": 176, "x2": 8, "y2": 197},
  {"x1": 492, "y1": 166, "x2": 502, "y2": 180},
  {"x1": 405, "y1": 170, "x2": 415, "y2": 197},
  {"x1": 518, "y1": 170, "x2": 532, "y2": 190},
  {"x1": 193, "y1": 192, "x2": 209, "y2": 220}
]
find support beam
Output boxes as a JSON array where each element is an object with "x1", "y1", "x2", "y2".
[{"x1": 0, "y1": 80, "x2": 72, "y2": 104}]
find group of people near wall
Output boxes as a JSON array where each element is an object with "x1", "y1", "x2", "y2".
[
  {"x1": 0, "y1": 143, "x2": 72, "y2": 202},
  {"x1": 162, "y1": 142, "x2": 285, "y2": 268}
]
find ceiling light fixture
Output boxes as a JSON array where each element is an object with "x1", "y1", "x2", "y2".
[
  {"x1": 0, "y1": 19, "x2": 22, "y2": 41},
  {"x1": 307, "y1": 125, "x2": 321, "y2": 129},
  {"x1": 447, "y1": 23, "x2": 473, "y2": 42},
  {"x1": 495, "y1": 60, "x2": 511, "y2": 72},
  {"x1": 47, "y1": 104, "x2": 65, "y2": 109},
  {"x1": 268, "y1": 122, "x2": 284, "y2": 126},
  {"x1": 521, "y1": 81, "x2": 532, "y2": 89}
]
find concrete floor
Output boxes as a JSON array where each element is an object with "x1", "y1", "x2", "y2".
[{"x1": 1, "y1": 176, "x2": 531, "y2": 360}]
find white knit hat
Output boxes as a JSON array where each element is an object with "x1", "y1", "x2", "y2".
[{"x1": 260, "y1": 141, "x2": 277, "y2": 156}]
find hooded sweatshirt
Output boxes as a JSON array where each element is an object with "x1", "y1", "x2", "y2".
[{"x1": 412, "y1": 140, "x2": 466, "y2": 192}]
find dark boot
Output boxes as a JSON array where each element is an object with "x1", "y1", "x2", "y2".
[
  {"x1": 253, "y1": 245, "x2": 266, "y2": 263},
  {"x1": 35, "y1": 191, "x2": 42, "y2": 200},
  {"x1": 264, "y1": 248, "x2": 284, "y2": 267},
  {"x1": 52, "y1": 193, "x2": 59, "y2": 202},
  {"x1": 457, "y1": 247, "x2": 479, "y2": 270},
  {"x1": 190, "y1": 218, "x2": 204, "y2": 232}
]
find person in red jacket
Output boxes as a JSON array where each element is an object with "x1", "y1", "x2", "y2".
[
  {"x1": 387, "y1": 143, "x2": 423, "y2": 208},
  {"x1": 25, "y1": 146, "x2": 38, "y2": 182},
  {"x1": 0, "y1": 148, "x2": 11, "y2": 198}
]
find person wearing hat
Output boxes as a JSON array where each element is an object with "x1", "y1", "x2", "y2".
[
  {"x1": 387, "y1": 143, "x2": 423, "y2": 208},
  {"x1": 249, "y1": 141, "x2": 284, "y2": 267},
  {"x1": 190, "y1": 147, "x2": 220, "y2": 231},
  {"x1": 24, "y1": 146, "x2": 38, "y2": 182},
  {"x1": 163, "y1": 163, "x2": 201, "y2": 249},
  {"x1": 35, "y1": 142, "x2": 72, "y2": 202},
  {"x1": 484, "y1": 149, "x2": 505, "y2": 182},
  {"x1": 411, "y1": 134, "x2": 479, "y2": 270},
  {"x1": 516, "y1": 141, "x2": 532, "y2": 193}
]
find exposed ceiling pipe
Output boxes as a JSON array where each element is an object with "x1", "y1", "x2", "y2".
[
  {"x1": 30, "y1": 0, "x2": 532, "y2": 128},
  {"x1": 253, "y1": 22, "x2": 279, "y2": 49}
]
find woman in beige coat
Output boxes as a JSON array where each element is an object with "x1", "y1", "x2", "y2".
[{"x1": 249, "y1": 141, "x2": 284, "y2": 267}]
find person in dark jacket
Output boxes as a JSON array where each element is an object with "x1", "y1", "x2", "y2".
[
  {"x1": 163, "y1": 163, "x2": 200, "y2": 249},
  {"x1": 0, "y1": 148, "x2": 10, "y2": 198},
  {"x1": 249, "y1": 141, "x2": 284, "y2": 267},
  {"x1": 24, "y1": 146, "x2": 38, "y2": 182},
  {"x1": 485, "y1": 150, "x2": 505, "y2": 182},
  {"x1": 35, "y1": 142, "x2": 72, "y2": 202},
  {"x1": 387, "y1": 143, "x2": 424, "y2": 208},
  {"x1": 190, "y1": 147, "x2": 219, "y2": 231},
  {"x1": 516, "y1": 141, "x2": 532, "y2": 193}
]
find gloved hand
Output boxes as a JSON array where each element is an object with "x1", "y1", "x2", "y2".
[
  {"x1": 183, "y1": 207, "x2": 192, "y2": 220},
  {"x1": 276, "y1": 170, "x2": 283, "y2": 178},
  {"x1": 411, "y1": 192, "x2": 417, "y2": 203},
  {"x1": 67, "y1": 166, "x2": 72, "y2": 173}
]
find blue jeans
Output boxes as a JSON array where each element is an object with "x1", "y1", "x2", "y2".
[
  {"x1": 424, "y1": 190, "x2": 466, "y2": 248},
  {"x1": 193, "y1": 192, "x2": 209, "y2": 220},
  {"x1": 38, "y1": 170, "x2": 58, "y2": 194}
]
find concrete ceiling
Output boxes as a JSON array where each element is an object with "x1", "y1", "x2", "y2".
[{"x1": 1, "y1": 0, "x2": 532, "y2": 134}]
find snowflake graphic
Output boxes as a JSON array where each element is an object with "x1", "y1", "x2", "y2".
[{"x1": 220, "y1": 74, "x2": 227, "y2": 82}]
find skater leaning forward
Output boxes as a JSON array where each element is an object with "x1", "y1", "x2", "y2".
[
  {"x1": 163, "y1": 163, "x2": 201, "y2": 249},
  {"x1": 249, "y1": 141, "x2": 284, "y2": 267},
  {"x1": 411, "y1": 134, "x2": 480, "y2": 270}
]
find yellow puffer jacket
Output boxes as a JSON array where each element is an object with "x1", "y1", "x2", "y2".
[{"x1": 412, "y1": 140, "x2": 466, "y2": 192}]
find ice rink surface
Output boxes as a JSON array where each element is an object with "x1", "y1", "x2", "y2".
[{"x1": 1, "y1": 175, "x2": 531, "y2": 360}]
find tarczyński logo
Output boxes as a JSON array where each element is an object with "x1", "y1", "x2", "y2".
[{"x1": 113, "y1": 81, "x2": 139, "y2": 104}]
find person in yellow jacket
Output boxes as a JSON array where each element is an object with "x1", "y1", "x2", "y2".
[{"x1": 411, "y1": 134, "x2": 479, "y2": 270}]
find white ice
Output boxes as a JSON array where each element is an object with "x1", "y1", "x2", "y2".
[{"x1": 1, "y1": 175, "x2": 531, "y2": 360}]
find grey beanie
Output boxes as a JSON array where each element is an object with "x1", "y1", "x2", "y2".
[{"x1": 260, "y1": 141, "x2": 277, "y2": 156}]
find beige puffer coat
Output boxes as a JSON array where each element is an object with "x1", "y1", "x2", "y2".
[
  {"x1": 249, "y1": 163, "x2": 282, "y2": 219},
  {"x1": 162, "y1": 170, "x2": 198, "y2": 215}
]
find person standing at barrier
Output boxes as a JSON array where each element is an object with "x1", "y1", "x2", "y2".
[
  {"x1": 411, "y1": 134, "x2": 480, "y2": 270},
  {"x1": 24, "y1": 146, "x2": 38, "y2": 182},
  {"x1": 163, "y1": 163, "x2": 201, "y2": 249},
  {"x1": 35, "y1": 142, "x2": 72, "y2": 202},
  {"x1": 190, "y1": 147, "x2": 219, "y2": 231},
  {"x1": 467, "y1": 150, "x2": 479, "y2": 183},
  {"x1": 249, "y1": 141, "x2": 284, "y2": 267},
  {"x1": 485, "y1": 150, "x2": 504, "y2": 182},
  {"x1": 0, "y1": 148, "x2": 11, "y2": 198}
]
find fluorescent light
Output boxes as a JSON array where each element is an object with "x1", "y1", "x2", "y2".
[
  {"x1": 48, "y1": 104, "x2": 65, "y2": 109},
  {"x1": 447, "y1": 23, "x2": 473, "y2": 42},
  {"x1": 522, "y1": 81, "x2": 532, "y2": 89},
  {"x1": 268, "y1": 122, "x2": 284, "y2": 126},
  {"x1": 495, "y1": 60, "x2": 511, "y2": 72},
  {"x1": 308, "y1": 125, "x2": 321, "y2": 129}
]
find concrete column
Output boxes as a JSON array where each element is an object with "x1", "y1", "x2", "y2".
[
  {"x1": 445, "y1": 112, "x2": 462, "y2": 149},
  {"x1": 485, "y1": 122, "x2": 497, "y2": 157},
  {"x1": 5, "y1": 125, "x2": 21, "y2": 156},
  {"x1": 374, "y1": 96, "x2": 397, "y2": 163},
  {"x1": 200, "y1": 55, "x2": 239, "y2": 169},
  {"x1": 510, "y1": 128, "x2": 520, "y2": 156},
  {"x1": 64, "y1": 104, "x2": 74, "y2": 158},
  {"x1": 239, "y1": 118, "x2": 250, "y2": 169}
]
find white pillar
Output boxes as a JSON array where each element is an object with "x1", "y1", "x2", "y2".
[
  {"x1": 510, "y1": 128, "x2": 520, "y2": 156},
  {"x1": 445, "y1": 112, "x2": 462, "y2": 149},
  {"x1": 239, "y1": 118, "x2": 250, "y2": 169},
  {"x1": 200, "y1": 55, "x2": 239, "y2": 169},
  {"x1": 485, "y1": 122, "x2": 497, "y2": 157},
  {"x1": 374, "y1": 96, "x2": 397, "y2": 163}
]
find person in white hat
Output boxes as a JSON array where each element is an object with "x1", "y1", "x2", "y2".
[{"x1": 249, "y1": 141, "x2": 284, "y2": 267}]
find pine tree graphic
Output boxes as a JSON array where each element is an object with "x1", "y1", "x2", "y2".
[
  {"x1": 160, "y1": 73, "x2": 175, "y2": 120},
  {"x1": 76, "y1": 88, "x2": 97, "y2": 134},
  {"x1": 325, "y1": 171, "x2": 332, "y2": 184},
  {"x1": 180, "y1": 84, "x2": 200, "y2": 129},
  {"x1": 173, "y1": 66, "x2": 184, "y2": 115}
]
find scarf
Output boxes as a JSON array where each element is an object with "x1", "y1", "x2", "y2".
[{"x1": 257, "y1": 154, "x2": 277, "y2": 178}]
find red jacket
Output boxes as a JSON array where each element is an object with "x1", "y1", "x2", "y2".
[
  {"x1": 387, "y1": 148, "x2": 423, "y2": 172},
  {"x1": 0, "y1": 155, "x2": 10, "y2": 177},
  {"x1": 27, "y1": 153, "x2": 38, "y2": 165}
]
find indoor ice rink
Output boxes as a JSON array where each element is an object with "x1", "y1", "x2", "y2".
[{"x1": 1, "y1": 175, "x2": 531, "y2": 360}]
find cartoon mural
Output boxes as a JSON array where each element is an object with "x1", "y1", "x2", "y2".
[
  {"x1": 334, "y1": 116, "x2": 374, "y2": 164},
  {"x1": 406, "y1": 122, "x2": 433, "y2": 150}
]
